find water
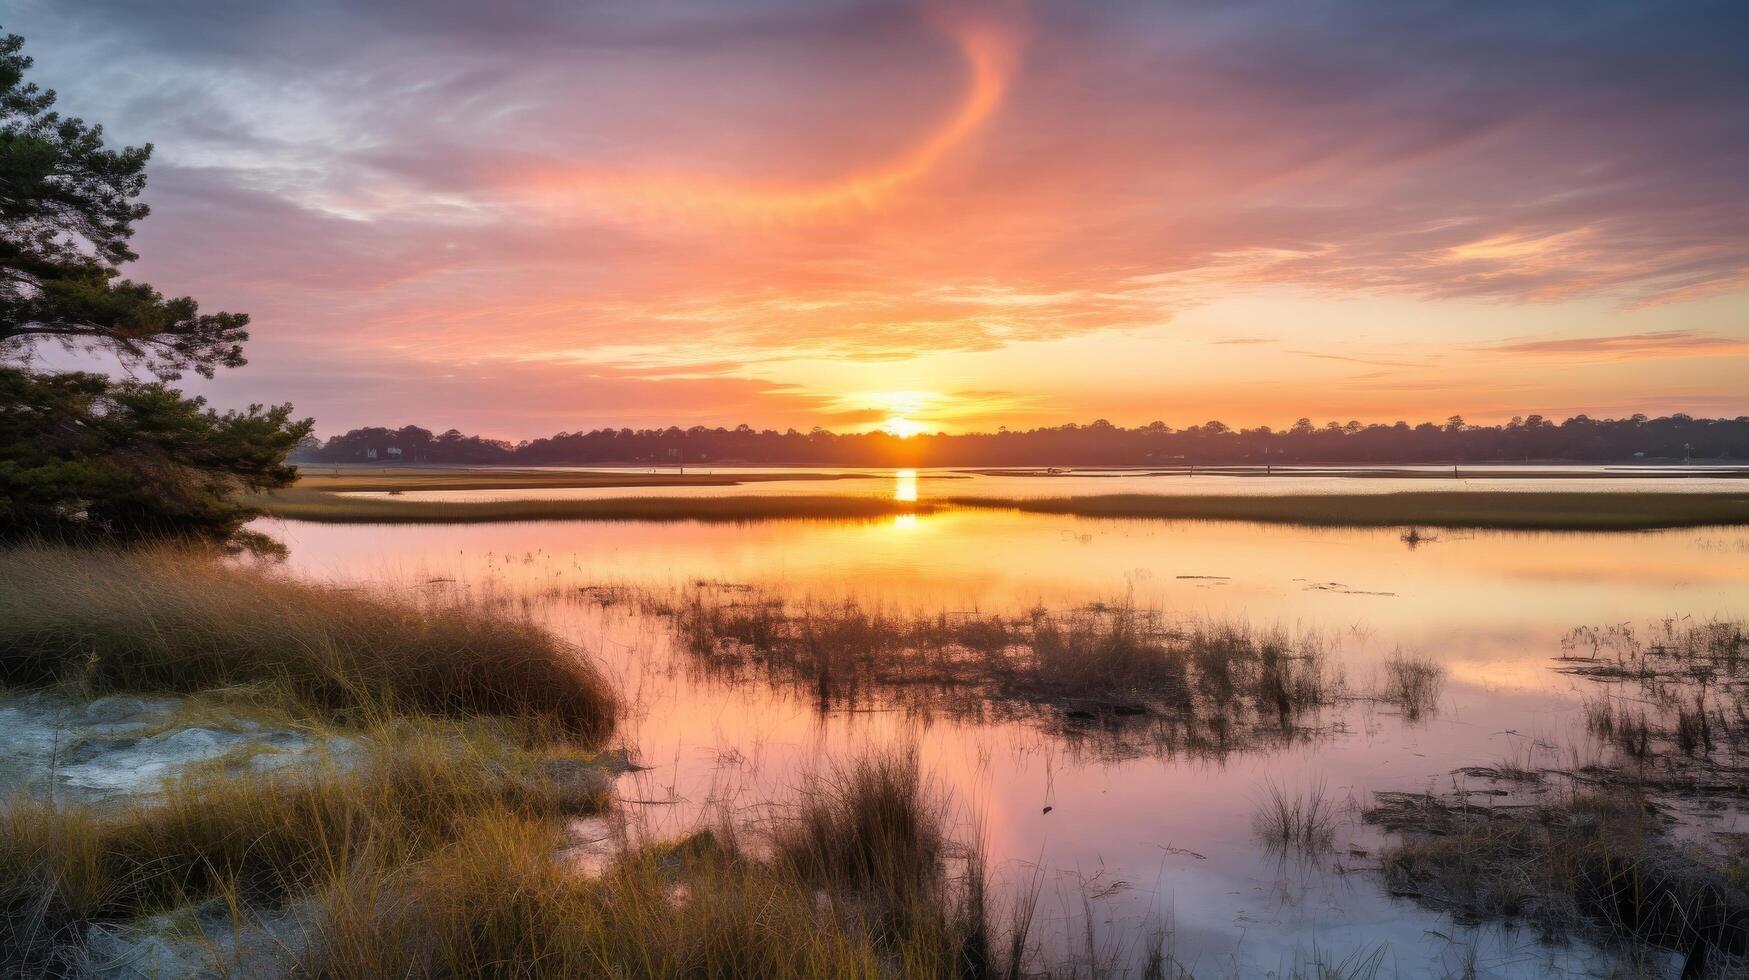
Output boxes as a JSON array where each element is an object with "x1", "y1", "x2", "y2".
[
  {"x1": 337, "y1": 464, "x2": 1749, "y2": 503},
  {"x1": 256, "y1": 489, "x2": 1749, "y2": 978}
]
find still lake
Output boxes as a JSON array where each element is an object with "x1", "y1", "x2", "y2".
[{"x1": 258, "y1": 470, "x2": 1749, "y2": 978}]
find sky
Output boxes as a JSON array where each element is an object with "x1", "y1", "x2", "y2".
[{"x1": 10, "y1": 0, "x2": 1749, "y2": 438}]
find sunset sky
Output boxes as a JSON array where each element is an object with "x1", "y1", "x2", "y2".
[{"x1": 12, "y1": 0, "x2": 1749, "y2": 437}]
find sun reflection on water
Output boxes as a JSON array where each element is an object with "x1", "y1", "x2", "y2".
[{"x1": 893, "y1": 468, "x2": 918, "y2": 502}]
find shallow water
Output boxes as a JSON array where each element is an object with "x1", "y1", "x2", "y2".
[{"x1": 257, "y1": 501, "x2": 1749, "y2": 978}]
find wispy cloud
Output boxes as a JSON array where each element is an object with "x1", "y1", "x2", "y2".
[
  {"x1": 1476, "y1": 331, "x2": 1749, "y2": 361},
  {"x1": 1290, "y1": 351, "x2": 1423, "y2": 369}
]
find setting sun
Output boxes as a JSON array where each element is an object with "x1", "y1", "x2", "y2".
[{"x1": 882, "y1": 416, "x2": 928, "y2": 439}]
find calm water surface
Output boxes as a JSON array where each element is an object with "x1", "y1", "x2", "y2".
[
  {"x1": 258, "y1": 492, "x2": 1749, "y2": 978},
  {"x1": 338, "y1": 463, "x2": 1749, "y2": 502}
]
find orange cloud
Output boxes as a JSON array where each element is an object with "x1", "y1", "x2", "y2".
[{"x1": 510, "y1": 6, "x2": 1026, "y2": 223}]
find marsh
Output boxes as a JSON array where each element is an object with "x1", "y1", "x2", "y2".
[{"x1": 219, "y1": 469, "x2": 1749, "y2": 978}]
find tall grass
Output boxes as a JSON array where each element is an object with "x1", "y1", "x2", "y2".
[
  {"x1": 1, "y1": 730, "x2": 609, "y2": 972},
  {"x1": 305, "y1": 745, "x2": 998, "y2": 979},
  {"x1": 0, "y1": 543, "x2": 616, "y2": 738}
]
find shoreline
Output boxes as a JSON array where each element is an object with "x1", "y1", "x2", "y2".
[{"x1": 250, "y1": 487, "x2": 1749, "y2": 530}]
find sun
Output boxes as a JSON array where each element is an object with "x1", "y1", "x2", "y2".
[{"x1": 882, "y1": 415, "x2": 928, "y2": 439}]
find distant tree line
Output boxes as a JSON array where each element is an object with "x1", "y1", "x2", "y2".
[{"x1": 297, "y1": 413, "x2": 1749, "y2": 468}]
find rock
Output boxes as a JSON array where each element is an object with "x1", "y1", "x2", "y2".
[
  {"x1": 82, "y1": 897, "x2": 315, "y2": 979},
  {"x1": 0, "y1": 691, "x2": 362, "y2": 805}
]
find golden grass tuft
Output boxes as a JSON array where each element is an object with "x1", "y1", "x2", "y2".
[
  {"x1": 0, "y1": 730, "x2": 610, "y2": 972},
  {"x1": 0, "y1": 543, "x2": 617, "y2": 739},
  {"x1": 305, "y1": 745, "x2": 995, "y2": 980}
]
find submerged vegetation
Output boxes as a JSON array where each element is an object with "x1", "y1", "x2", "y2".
[
  {"x1": 1369, "y1": 786, "x2": 1749, "y2": 977},
  {"x1": 1252, "y1": 779, "x2": 1340, "y2": 856},
  {"x1": 1379, "y1": 651, "x2": 1445, "y2": 721},
  {"x1": 661, "y1": 588, "x2": 1341, "y2": 758},
  {"x1": 0, "y1": 543, "x2": 617, "y2": 738},
  {"x1": 1559, "y1": 618, "x2": 1749, "y2": 783},
  {"x1": 1365, "y1": 617, "x2": 1749, "y2": 977}
]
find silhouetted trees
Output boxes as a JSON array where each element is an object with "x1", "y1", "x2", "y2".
[
  {"x1": 298, "y1": 413, "x2": 1749, "y2": 467},
  {"x1": 0, "y1": 30, "x2": 308, "y2": 541}
]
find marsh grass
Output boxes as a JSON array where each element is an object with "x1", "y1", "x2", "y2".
[
  {"x1": 1563, "y1": 618, "x2": 1749, "y2": 777},
  {"x1": 291, "y1": 468, "x2": 874, "y2": 493},
  {"x1": 305, "y1": 745, "x2": 1001, "y2": 980},
  {"x1": 1252, "y1": 779, "x2": 1340, "y2": 855},
  {"x1": 666, "y1": 590, "x2": 1339, "y2": 757},
  {"x1": 775, "y1": 747, "x2": 945, "y2": 895},
  {"x1": 1368, "y1": 786, "x2": 1749, "y2": 975},
  {"x1": 1363, "y1": 615, "x2": 1749, "y2": 976},
  {"x1": 0, "y1": 543, "x2": 617, "y2": 738},
  {"x1": 0, "y1": 729, "x2": 611, "y2": 973},
  {"x1": 1377, "y1": 650, "x2": 1445, "y2": 721},
  {"x1": 252, "y1": 487, "x2": 932, "y2": 524},
  {"x1": 948, "y1": 491, "x2": 1749, "y2": 530}
]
